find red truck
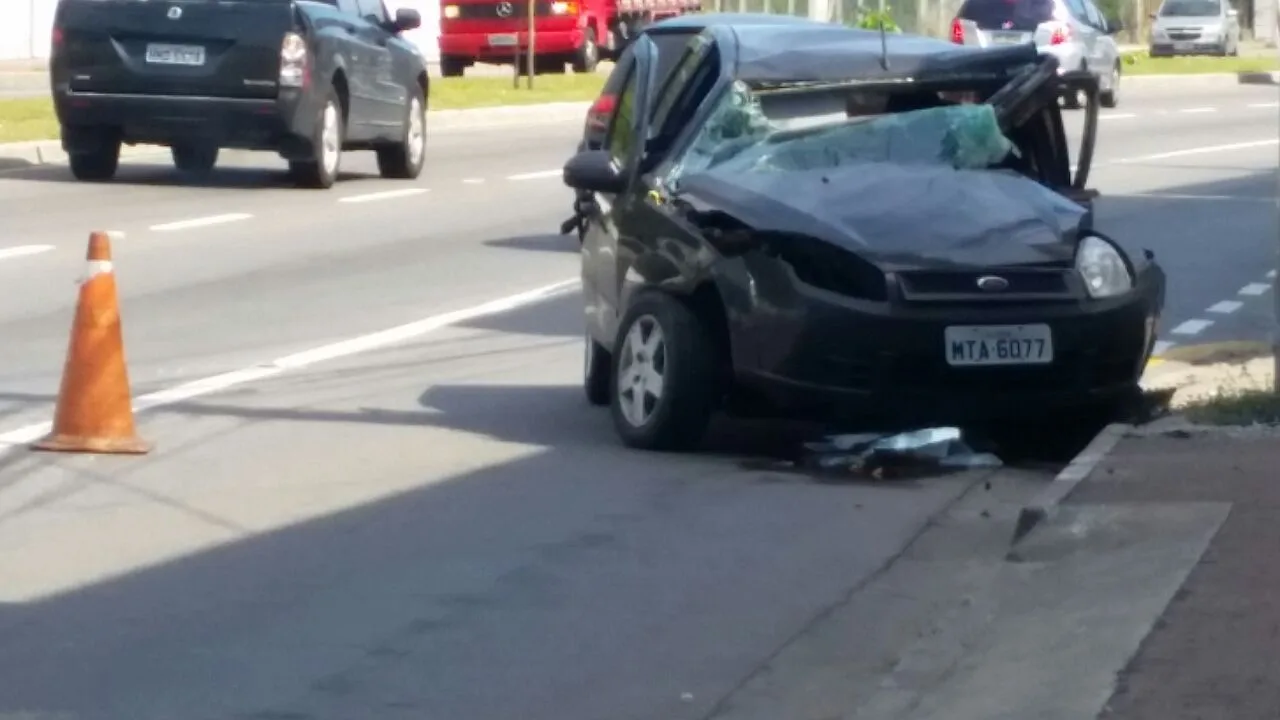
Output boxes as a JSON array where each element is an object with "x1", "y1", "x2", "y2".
[{"x1": 437, "y1": 0, "x2": 702, "y2": 77}]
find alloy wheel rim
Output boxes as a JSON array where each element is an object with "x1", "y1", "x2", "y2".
[
  {"x1": 407, "y1": 97, "x2": 425, "y2": 166},
  {"x1": 616, "y1": 315, "x2": 666, "y2": 427},
  {"x1": 321, "y1": 103, "x2": 340, "y2": 176}
]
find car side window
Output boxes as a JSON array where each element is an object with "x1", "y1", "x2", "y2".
[
  {"x1": 649, "y1": 36, "x2": 709, "y2": 132},
  {"x1": 1061, "y1": 0, "x2": 1090, "y2": 21},
  {"x1": 355, "y1": 0, "x2": 389, "y2": 23},
  {"x1": 335, "y1": 0, "x2": 361, "y2": 16},
  {"x1": 606, "y1": 66, "x2": 639, "y2": 168},
  {"x1": 1082, "y1": 0, "x2": 1103, "y2": 26}
]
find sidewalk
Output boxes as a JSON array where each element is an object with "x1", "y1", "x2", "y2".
[{"x1": 1066, "y1": 424, "x2": 1280, "y2": 719}]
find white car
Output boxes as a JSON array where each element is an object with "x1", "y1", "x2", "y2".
[
  {"x1": 1149, "y1": 0, "x2": 1242, "y2": 56},
  {"x1": 951, "y1": 0, "x2": 1123, "y2": 109}
]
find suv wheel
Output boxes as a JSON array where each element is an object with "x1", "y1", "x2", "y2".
[
  {"x1": 66, "y1": 130, "x2": 121, "y2": 182},
  {"x1": 289, "y1": 91, "x2": 343, "y2": 189},
  {"x1": 572, "y1": 27, "x2": 599, "y2": 74},
  {"x1": 440, "y1": 56, "x2": 467, "y2": 77},
  {"x1": 171, "y1": 143, "x2": 219, "y2": 174},
  {"x1": 610, "y1": 293, "x2": 719, "y2": 451},
  {"x1": 1100, "y1": 63, "x2": 1120, "y2": 108},
  {"x1": 376, "y1": 92, "x2": 426, "y2": 180},
  {"x1": 585, "y1": 330, "x2": 612, "y2": 406}
]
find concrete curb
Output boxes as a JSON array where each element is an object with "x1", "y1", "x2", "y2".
[
  {"x1": 1010, "y1": 422, "x2": 1133, "y2": 545},
  {"x1": 1124, "y1": 70, "x2": 1280, "y2": 85},
  {"x1": 0, "y1": 101, "x2": 591, "y2": 168}
]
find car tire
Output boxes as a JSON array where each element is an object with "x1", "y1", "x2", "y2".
[
  {"x1": 1100, "y1": 62, "x2": 1120, "y2": 108},
  {"x1": 171, "y1": 143, "x2": 219, "y2": 175},
  {"x1": 440, "y1": 56, "x2": 467, "y2": 77},
  {"x1": 609, "y1": 292, "x2": 719, "y2": 452},
  {"x1": 66, "y1": 133, "x2": 121, "y2": 182},
  {"x1": 376, "y1": 91, "x2": 427, "y2": 180},
  {"x1": 289, "y1": 90, "x2": 343, "y2": 189},
  {"x1": 584, "y1": 331, "x2": 612, "y2": 406},
  {"x1": 572, "y1": 27, "x2": 600, "y2": 74}
]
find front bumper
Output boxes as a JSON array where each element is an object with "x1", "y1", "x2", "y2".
[
  {"x1": 439, "y1": 29, "x2": 582, "y2": 61},
  {"x1": 731, "y1": 268, "x2": 1165, "y2": 424},
  {"x1": 52, "y1": 88, "x2": 316, "y2": 155},
  {"x1": 1150, "y1": 39, "x2": 1226, "y2": 55}
]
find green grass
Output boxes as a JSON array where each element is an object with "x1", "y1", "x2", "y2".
[
  {"x1": 1121, "y1": 51, "x2": 1280, "y2": 75},
  {"x1": 0, "y1": 73, "x2": 606, "y2": 143},
  {"x1": 1183, "y1": 387, "x2": 1280, "y2": 425},
  {"x1": 431, "y1": 72, "x2": 605, "y2": 110},
  {"x1": 0, "y1": 97, "x2": 59, "y2": 144}
]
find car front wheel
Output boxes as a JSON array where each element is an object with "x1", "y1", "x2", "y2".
[
  {"x1": 610, "y1": 293, "x2": 719, "y2": 451},
  {"x1": 1100, "y1": 63, "x2": 1120, "y2": 108},
  {"x1": 376, "y1": 92, "x2": 427, "y2": 179}
]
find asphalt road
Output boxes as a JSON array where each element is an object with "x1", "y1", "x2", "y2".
[{"x1": 0, "y1": 80, "x2": 1275, "y2": 719}]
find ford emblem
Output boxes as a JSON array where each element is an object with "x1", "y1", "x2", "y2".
[
  {"x1": 167, "y1": 6, "x2": 182, "y2": 18},
  {"x1": 976, "y1": 275, "x2": 1010, "y2": 292}
]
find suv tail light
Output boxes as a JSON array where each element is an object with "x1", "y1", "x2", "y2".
[
  {"x1": 1048, "y1": 23, "x2": 1072, "y2": 44},
  {"x1": 279, "y1": 32, "x2": 309, "y2": 89},
  {"x1": 585, "y1": 93, "x2": 616, "y2": 133},
  {"x1": 51, "y1": 25, "x2": 64, "y2": 49},
  {"x1": 950, "y1": 18, "x2": 965, "y2": 43}
]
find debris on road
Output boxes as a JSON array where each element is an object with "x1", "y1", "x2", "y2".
[{"x1": 762, "y1": 426, "x2": 1003, "y2": 481}]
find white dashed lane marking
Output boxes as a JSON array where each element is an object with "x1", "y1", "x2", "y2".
[
  {"x1": 1239, "y1": 283, "x2": 1270, "y2": 296},
  {"x1": 1207, "y1": 300, "x2": 1243, "y2": 314},
  {"x1": 1178, "y1": 107, "x2": 1217, "y2": 114},
  {"x1": 507, "y1": 169, "x2": 561, "y2": 181},
  {"x1": 338, "y1": 188, "x2": 428, "y2": 204},
  {"x1": 1171, "y1": 319, "x2": 1214, "y2": 335},
  {"x1": 0, "y1": 245, "x2": 55, "y2": 262},
  {"x1": 150, "y1": 213, "x2": 253, "y2": 232}
]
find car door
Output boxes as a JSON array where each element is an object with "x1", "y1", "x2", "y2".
[
  {"x1": 583, "y1": 35, "x2": 658, "y2": 344},
  {"x1": 352, "y1": 0, "x2": 405, "y2": 130}
]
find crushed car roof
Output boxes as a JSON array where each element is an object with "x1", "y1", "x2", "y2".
[{"x1": 722, "y1": 24, "x2": 1041, "y2": 84}]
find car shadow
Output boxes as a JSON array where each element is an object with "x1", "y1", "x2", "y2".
[
  {"x1": 484, "y1": 233, "x2": 579, "y2": 253},
  {"x1": 2, "y1": 160, "x2": 380, "y2": 189}
]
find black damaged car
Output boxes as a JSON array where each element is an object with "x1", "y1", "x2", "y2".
[{"x1": 564, "y1": 24, "x2": 1166, "y2": 451}]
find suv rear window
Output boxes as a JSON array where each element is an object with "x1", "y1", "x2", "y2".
[{"x1": 957, "y1": 0, "x2": 1058, "y2": 30}]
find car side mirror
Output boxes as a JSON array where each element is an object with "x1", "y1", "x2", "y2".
[
  {"x1": 563, "y1": 150, "x2": 626, "y2": 194},
  {"x1": 1104, "y1": 16, "x2": 1123, "y2": 32},
  {"x1": 393, "y1": 8, "x2": 422, "y2": 32}
]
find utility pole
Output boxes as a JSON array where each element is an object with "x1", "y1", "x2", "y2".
[
  {"x1": 1273, "y1": 0, "x2": 1279, "y2": 391},
  {"x1": 526, "y1": 0, "x2": 536, "y2": 89}
]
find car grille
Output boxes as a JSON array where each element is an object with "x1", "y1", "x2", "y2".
[
  {"x1": 1165, "y1": 29, "x2": 1205, "y2": 39},
  {"x1": 897, "y1": 268, "x2": 1075, "y2": 302},
  {"x1": 455, "y1": 2, "x2": 554, "y2": 18}
]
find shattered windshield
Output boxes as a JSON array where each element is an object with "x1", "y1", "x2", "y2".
[{"x1": 666, "y1": 80, "x2": 1016, "y2": 190}]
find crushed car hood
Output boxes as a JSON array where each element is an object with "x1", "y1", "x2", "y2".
[{"x1": 678, "y1": 163, "x2": 1088, "y2": 268}]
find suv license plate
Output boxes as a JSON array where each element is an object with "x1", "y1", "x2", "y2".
[
  {"x1": 145, "y1": 43, "x2": 206, "y2": 66},
  {"x1": 944, "y1": 324, "x2": 1054, "y2": 366},
  {"x1": 1173, "y1": 41, "x2": 1193, "y2": 50},
  {"x1": 488, "y1": 33, "x2": 518, "y2": 47}
]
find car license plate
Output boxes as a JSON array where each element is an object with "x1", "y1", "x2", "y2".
[
  {"x1": 488, "y1": 33, "x2": 518, "y2": 47},
  {"x1": 1173, "y1": 41, "x2": 1193, "y2": 50},
  {"x1": 990, "y1": 32, "x2": 1024, "y2": 45},
  {"x1": 944, "y1": 324, "x2": 1053, "y2": 366},
  {"x1": 145, "y1": 43, "x2": 206, "y2": 66}
]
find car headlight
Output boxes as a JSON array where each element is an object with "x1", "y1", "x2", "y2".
[{"x1": 1076, "y1": 235, "x2": 1133, "y2": 298}]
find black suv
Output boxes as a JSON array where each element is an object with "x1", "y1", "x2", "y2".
[{"x1": 49, "y1": 0, "x2": 430, "y2": 188}]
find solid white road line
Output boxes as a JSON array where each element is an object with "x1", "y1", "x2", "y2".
[
  {"x1": 150, "y1": 213, "x2": 254, "y2": 232},
  {"x1": 0, "y1": 278, "x2": 581, "y2": 452},
  {"x1": 508, "y1": 169, "x2": 561, "y2": 181},
  {"x1": 1206, "y1": 300, "x2": 1243, "y2": 314},
  {"x1": 1112, "y1": 139, "x2": 1280, "y2": 165},
  {"x1": 338, "y1": 188, "x2": 429, "y2": 204},
  {"x1": 1170, "y1": 319, "x2": 1213, "y2": 335},
  {"x1": 0, "y1": 245, "x2": 55, "y2": 261},
  {"x1": 1239, "y1": 283, "x2": 1270, "y2": 296}
]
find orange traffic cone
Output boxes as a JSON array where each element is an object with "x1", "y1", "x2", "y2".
[{"x1": 32, "y1": 231, "x2": 151, "y2": 454}]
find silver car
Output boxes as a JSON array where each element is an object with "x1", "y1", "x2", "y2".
[
  {"x1": 951, "y1": 0, "x2": 1123, "y2": 109},
  {"x1": 1149, "y1": 0, "x2": 1241, "y2": 56}
]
